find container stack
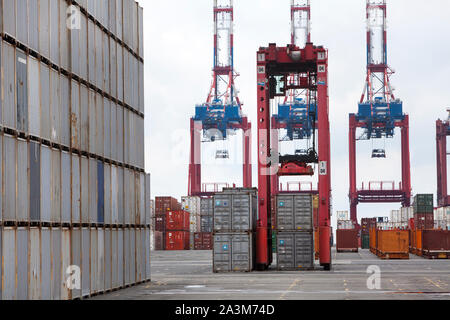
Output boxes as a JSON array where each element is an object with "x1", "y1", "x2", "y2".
[
  {"x1": 0, "y1": 0, "x2": 150, "y2": 300},
  {"x1": 336, "y1": 211, "x2": 358, "y2": 253},
  {"x1": 433, "y1": 207, "x2": 450, "y2": 230},
  {"x1": 154, "y1": 196, "x2": 181, "y2": 250},
  {"x1": 165, "y1": 210, "x2": 190, "y2": 250},
  {"x1": 181, "y1": 196, "x2": 201, "y2": 249},
  {"x1": 213, "y1": 188, "x2": 257, "y2": 273},
  {"x1": 413, "y1": 194, "x2": 434, "y2": 229},
  {"x1": 275, "y1": 194, "x2": 315, "y2": 270},
  {"x1": 361, "y1": 218, "x2": 376, "y2": 249},
  {"x1": 197, "y1": 197, "x2": 213, "y2": 250}
]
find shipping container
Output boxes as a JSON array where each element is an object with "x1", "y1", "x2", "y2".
[
  {"x1": 213, "y1": 232, "x2": 255, "y2": 272},
  {"x1": 194, "y1": 232, "x2": 213, "y2": 250},
  {"x1": 276, "y1": 231, "x2": 314, "y2": 270},
  {"x1": 154, "y1": 231, "x2": 166, "y2": 251},
  {"x1": 17, "y1": 228, "x2": 29, "y2": 300},
  {"x1": 200, "y1": 197, "x2": 213, "y2": 216},
  {"x1": 51, "y1": 228, "x2": 62, "y2": 300},
  {"x1": 41, "y1": 228, "x2": 51, "y2": 300},
  {"x1": 213, "y1": 189, "x2": 258, "y2": 232},
  {"x1": 336, "y1": 229, "x2": 358, "y2": 253},
  {"x1": 166, "y1": 231, "x2": 190, "y2": 251},
  {"x1": 166, "y1": 211, "x2": 190, "y2": 232},
  {"x1": 276, "y1": 194, "x2": 313, "y2": 231},
  {"x1": 376, "y1": 230, "x2": 409, "y2": 259},
  {"x1": 61, "y1": 228, "x2": 71, "y2": 300},
  {"x1": 201, "y1": 216, "x2": 213, "y2": 233},
  {"x1": 420, "y1": 230, "x2": 450, "y2": 259},
  {"x1": 29, "y1": 228, "x2": 41, "y2": 299},
  {"x1": 81, "y1": 228, "x2": 90, "y2": 298},
  {"x1": 3, "y1": 228, "x2": 16, "y2": 300},
  {"x1": 71, "y1": 228, "x2": 82, "y2": 299}
]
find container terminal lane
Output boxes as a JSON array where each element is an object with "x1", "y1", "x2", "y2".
[{"x1": 92, "y1": 250, "x2": 450, "y2": 300}]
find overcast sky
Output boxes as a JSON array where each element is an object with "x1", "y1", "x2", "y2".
[{"x1": 138, "y1": 0, "x2": 450, "y2": 229}]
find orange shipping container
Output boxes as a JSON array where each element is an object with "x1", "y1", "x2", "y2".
[
  {"x1": 376, "y1": 230, "x2": 409, "y2": 259},
  {"x1": 314, "y1": 229, "x2": 320, "y2": 260}
]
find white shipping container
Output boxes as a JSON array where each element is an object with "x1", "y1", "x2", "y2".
[
  {"x1": 181, "y1": 196, "x2": 201, "y2": 216},
  {"x1": 390, "y1": 210, "x2": 401, "y2": 223}
]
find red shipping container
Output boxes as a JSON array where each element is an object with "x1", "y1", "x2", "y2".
[
  {"x1": 166, "y1": 210, "x2": 190, "y2": 231},
  {"x1": 336, "y1": 229, "x2": 359, "y2": 252},
  {"x1": 155, "y1": 214, "x2": 166, "y2": 232},
  {"x1": 414, "y1": 214, "x2": 434, "y2": 230},
  {"x1": 155, "y1": 197, "x2": 181, "y2": 215},
  {"x1": 194, "y1": 232, "x2": 213, "y2": 250},
  {"x1": 166, "y1": 231, "x2": 190, "y2": 250},
  {"x1": 154, "y1": 231, "x2": 166, "y2": 251}
]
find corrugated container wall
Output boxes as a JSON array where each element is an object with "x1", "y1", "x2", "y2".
[{"x1": 0, "y1": 0, "x2": 149, "y2": 300}]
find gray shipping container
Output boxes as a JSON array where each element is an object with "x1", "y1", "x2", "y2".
[
  {"x1": 111, "y1": 166, "x2": 119, "y2": 224},
  {"x1": 124, "y1": 228, "x2": 130, "y2": 285},
  {"x1": 145, "y1": 228, "x2": 151, "y2": 280},
  {"x1": 16, "y1": 50, "x2": 28, "y2": 132},
  {"x1": 276, "y1": 194, "x2": 313, "y2": 231},
  {"x1": 17, "y1": 139, "x2": 29, "y2": 222},
  {"x1": 276, "y1": 231, "x2": 314, "y2": 271},
  {"x1": 201, "y1": 198, "x2": 213, "y2": 216},
  {"x1": 90, "y1": 228, "x2": 98, "y2": 295},
  {"x1": 111, "y1": 228, "x2": 118, "y2": 289},
  {"x1": 41, "y1": 228, "x2": 52, "y2": 300},
  {"x1": 118, "y1": 228, "x2": 124, "y2": 287},
  {"x1": 3, "y1": 42, "x2": 16, "y2": 130},
  {"x1": 28, "y1": 56, "x2": 40, "y2": 137},
  {"x1": 51, "y1": 228, "x2": 62, "y2": 300},
  {"x1": 51, "y1": 148, "x2": 61, "y2": 224},
  {"x1": 61, "y1": 151, "x2": 71, "y2": 224},
  {"x1": 29, "y1": 141, "x2": 40, "y2": 222},
  {"x1": 105, "y1": 229, "x2": 112, "y2": 291},
  {"x1": 29, "y1": 227, "x2": 41, "y2": 300},
  {"x1": 81, "y1": 228, "x2": 90, "y2": 297},
  {"x1": 61, "y1": 228, "x2": 71, "y2": 300},
  {"x1": 71, "y1": 228, "x2": 82, "y2": 299},
  {"x1": 50, "y1": 69, "x2": 61, "y2": 144},
  {"x1": 213, "y1": 233, "x2": 255, "y2": 273},
  {"x1": 201, "y1": 216, "x2": 213, "y2": 233},
  {"x1": 213, "y1": 190, "x2": 257, "y2": 232},
  {"x1": 3, "y1": 136, "x2": 16, "y2": 222},
  {"x1": 3, "y1": 228, "x2": 16, "y2": 300},
  {"x1": 17, "y1": 227, "x2": 29, "y2": 300},
  {"x1": 97, "y1": 228, "x2": 105, "y2": 293},
  {"x1": 72, "y1": 154, "x2": 81, "y2": 224}
]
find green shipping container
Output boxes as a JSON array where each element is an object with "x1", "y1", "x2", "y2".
[
  {"x1": 413, "y1": 194, "x2": 433, "y2": 207},
  {"x1": 361, "y1": 234, "x2": 370, "y2": 249}
]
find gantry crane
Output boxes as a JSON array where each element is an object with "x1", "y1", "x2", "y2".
[
  {"x1": 436, "y1": 109, "x2": 450, "y2": 207},
  {"x1": 349, "y1": 0, "x2": 411, "y2": 224},
  {"x1": 188, "y1": 0, "x2": 252, "y2": 197},
  {"x1": 256, "y1": 35, "x2": 332, "y2": 272},
  {"x1": 271, "y1": 0, "x2": 319, "y2": 196}
]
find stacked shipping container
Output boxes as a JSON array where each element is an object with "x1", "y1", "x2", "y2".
[
  {"x1": 181, "y1": 196, "x2": 201, "y2": 249},
  {"x1": 275, "y1": 194, "x2": 315, "y2": 270},
  {"x1": 213, "y1": 188, "x2": 257, "y2": 272},
  {"x1": 413, "y1": 194, "x2": 434, "y2": 229},
  {"x1": 154, "y1": 197, "x2": 181, "y2": 250},
  {"x1": 0, "y1": 0, "x2": 150, "y2": 300}
]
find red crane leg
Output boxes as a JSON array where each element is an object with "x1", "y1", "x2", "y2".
[
  {"x1": 188, "y1": 119, "x2": 202, "y2": 196},
  {"x1": 242, "y1": 119, "x2": 252, "y2": 188},
  {"x1": 270, "y1": 117, "x2": 279, "y2": 195},
  {"x1": 401, "y1": 115, "x2": 411, "y2": 207},
  {"x1": 317, "y1": 52, "x2": 331, "y2": 269},
  {"x1": 349, "y1": 115, "x2": 358, "y2": 222},
  {"x1": 256, "y1": 63, "x2": 271, "y2": 270},
  {"x1": 436, "y1": 120, "x2": 448, "y2": 207}
]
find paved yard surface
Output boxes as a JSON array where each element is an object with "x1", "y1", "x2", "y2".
[{"x1": 92, "y1": 248, "x2": 450, "y2": 300}]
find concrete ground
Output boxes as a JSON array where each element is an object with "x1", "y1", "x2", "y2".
[{"x1": 92, "y1": 248, "x2": 450, "y2": 300}]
